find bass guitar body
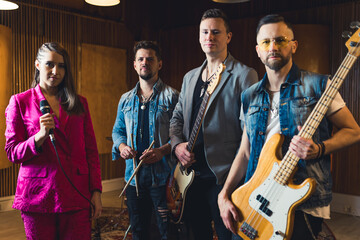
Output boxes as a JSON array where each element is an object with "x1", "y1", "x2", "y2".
[
  {"x1": 166, "y1": 162, "x2": 195, "y2": 224},
  {"x1": 231, "y1": 134, "x2": 316, "y2": 240}
]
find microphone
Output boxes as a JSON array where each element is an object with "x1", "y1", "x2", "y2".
[{"x1": 40, "y1": 100, "x2": 55, "y2": 143}]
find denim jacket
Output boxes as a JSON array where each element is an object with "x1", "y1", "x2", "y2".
[
  {"x1": 242, "y1": 64, "x2": 333, "y2": 209},
  {"x1": 112, "y1": 79, "x2": 179, "y2": 186}
]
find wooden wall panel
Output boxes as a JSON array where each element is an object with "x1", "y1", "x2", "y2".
[
  {"x1": 0, "y1": 1, "x2": 133, "y2": 197},
  {"x1": 0, "y1": 25, "x2": 12, "y2": 169},
  {"x1": 80, "y1": 44, "x2": 128, "y2": 154},
  {"x1": 326, "y1": 2, "x2": 360, "y2": 196},
  {"x1": 160, "y1": 26, "x2": 204, "y2": 91},
  {"x1": 291, "y1": 25, "x2": 330, "y2": 74}
]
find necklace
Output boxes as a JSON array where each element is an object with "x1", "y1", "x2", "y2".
[
  {"x1": 140, "y1": 92, "x2": 153, "y2": 110},
  {"x1": 269, "y1": 91, "x2": 280, "y2": 119},
  {"x1": 200, "y1": 65, "x2": 216, "y2": 97},
  {"x1": 200, "y1": 54, "x2": 229, "y2": 97}
]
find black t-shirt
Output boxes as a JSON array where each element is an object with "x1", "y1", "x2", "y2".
[
  {"x1": 137, "y1": 101, "x2": 150, "y2": 160},
  {"x1": 189, "y1": 75, "x2": 215, "y2": 179}
]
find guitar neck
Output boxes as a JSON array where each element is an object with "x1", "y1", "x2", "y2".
[
  {"x1": 274, "y1": 53, "x2": 358, "y2": 185},
  {"x1": 187, "y1": 92, "x2": 211, "y2": 152}
]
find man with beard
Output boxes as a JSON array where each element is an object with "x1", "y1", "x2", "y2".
[
  {"x1": 112, "y1": 41, "x2": 179, "y2": 240},
  {"x1": 218, "y1": 14, "x2": 360, "y2": 239}
]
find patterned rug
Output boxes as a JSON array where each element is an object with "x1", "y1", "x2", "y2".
[
  {"x1": 92, "y1": 207, "x2": 132, "y2": 240},
  {"x1": 92, "y1": 207, "x2": 336, "y2": 240},
  {"x1": 318, "y1": 222, "x2": 336, "y2": 240}
]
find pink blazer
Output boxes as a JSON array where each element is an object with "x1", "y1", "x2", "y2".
[{"x1": 5, "y1": 85, "x2": 102, "y2": 213}]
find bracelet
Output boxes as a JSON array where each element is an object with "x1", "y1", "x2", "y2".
[
  {"x1": 315, "y1": 143, "x2": 321, "y2": 159},
  {"x1": 319, "y1": 142, "x2": 326, "y2": 158}
]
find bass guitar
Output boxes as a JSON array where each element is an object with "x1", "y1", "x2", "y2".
[
  {"x1": 166, "y1": 63, "x2": 226, "y2": 224},
  {"x1": 231, "y1": 23, "x2": 360, "y2": 239}
]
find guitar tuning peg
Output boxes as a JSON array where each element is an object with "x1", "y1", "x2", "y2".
[
  {"x1": 350, "y1": 21, "x2": 360, "y2": 29},
  {"x1": 342, "y1": 30, "x2": 352, "y2": 38}
]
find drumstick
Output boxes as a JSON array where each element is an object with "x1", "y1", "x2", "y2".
[
  {"x1": 119, "y1": 140, "x2": 155, "y2": 198},
  {"x1": 130, "y1": 134, "x2": 139, "y2": 196}
]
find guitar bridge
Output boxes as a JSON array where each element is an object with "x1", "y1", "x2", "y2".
[{"x1": 240, "y1": 222, "x2": 257, "y2": 240}]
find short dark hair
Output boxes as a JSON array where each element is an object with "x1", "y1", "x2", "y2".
[
  {"x1": 201, "y1": 9, "x2": 231, "y2": 33},
  {"x1": 256, "y1": 14, "x2": 294, "y2": 37},
  {"x1": 133, "y1": 40, "x2": 161, "y2": 60}
]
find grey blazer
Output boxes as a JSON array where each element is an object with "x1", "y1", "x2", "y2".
[{"x1": 170, "y1": 53, "x2": 258, "y2": 185}]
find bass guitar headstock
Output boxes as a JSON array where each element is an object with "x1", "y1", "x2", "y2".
[{"x1": 343, "y1": 21, "x2": 360, "y2": 57}]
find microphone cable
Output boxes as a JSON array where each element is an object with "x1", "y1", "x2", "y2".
[
  {"x1": 50, "y1": 138, "x2": 95, "y2": 211},
  {"x1": 40, "y1": 100, "x2": 95, "y2": 213}
]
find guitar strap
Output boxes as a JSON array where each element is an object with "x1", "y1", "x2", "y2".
[{"x1": 303, "y1": 213, "x2": 318, "y2": 240}]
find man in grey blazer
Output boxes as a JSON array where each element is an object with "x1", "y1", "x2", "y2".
[{"x1": 169, "y1": 8, "x2": 258, "y2": 240}]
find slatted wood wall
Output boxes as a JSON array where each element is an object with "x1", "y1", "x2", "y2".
[{"x1": 0, "y1": 1, "x2": 136, "y2": 197}]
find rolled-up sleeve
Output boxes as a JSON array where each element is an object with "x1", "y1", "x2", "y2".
[{"x1": 112, "y1": 98, "x2": 127, "y2": 160}]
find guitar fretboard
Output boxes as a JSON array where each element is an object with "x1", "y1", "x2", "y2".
[
  {"x1": 274, "y1": 53, "x2": 358, "y2": 185},
  {"x1": 187, "y1": 91, "x2": 210, "y2": 152}
]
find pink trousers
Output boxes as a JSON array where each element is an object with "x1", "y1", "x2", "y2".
[{"x1": 21, "y1": 209, "x2": 91, "y2": 240}]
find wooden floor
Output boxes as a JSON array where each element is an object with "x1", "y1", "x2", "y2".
[{"x1": 1, "y1": 190, "x2": 360, "y2": 239}]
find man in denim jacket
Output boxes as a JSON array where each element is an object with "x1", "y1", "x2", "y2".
[
  {"x1": 112, "y1": 41, "x2": 179, "y2": 240},
  {"x1": 218, "y1": 15, "x2": 360, "y2": 239}
]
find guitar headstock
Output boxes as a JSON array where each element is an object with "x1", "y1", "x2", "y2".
[
  {"x1": 344, "y1": 21, "x2": 360, "y2": 57},
  {"x1": 207, "y1": 63, "x2": 226, "y2": 95}
]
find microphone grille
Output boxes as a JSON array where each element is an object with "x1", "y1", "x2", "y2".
[{"x1": 40, "y1": 100, "x2": 50, "y2": 113}]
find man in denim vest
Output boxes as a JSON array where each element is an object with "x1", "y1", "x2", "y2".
[
  {"x1": 112, "y1": 41, "x2": 179, "y2": 240},
  {"x1": 218, "y1": 14, "x2": 360, "y2": 239}
]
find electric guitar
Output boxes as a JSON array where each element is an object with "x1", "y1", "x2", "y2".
[
  {"x1": 166, "y1": 63, "x2": 226, "y2": 224},
  {"x1": 231, "y1": 23, "x2": 360, "y2": 239}
]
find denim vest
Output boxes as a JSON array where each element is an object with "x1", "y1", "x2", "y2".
[
  {"x1": 112, "y1": 79, "x2": 179, "y2": 186},
  {"x1": 242, "y1": 64, "x2": 333, "y2": 209}
]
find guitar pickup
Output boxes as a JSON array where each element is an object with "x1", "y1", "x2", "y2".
[{"x1": 256, "y1": 194, "x2": 273, "y2": 217}]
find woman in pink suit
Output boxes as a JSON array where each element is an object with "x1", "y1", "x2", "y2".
[{"x1": 5, "y1": 42, "x2": 102, "y2": 240}]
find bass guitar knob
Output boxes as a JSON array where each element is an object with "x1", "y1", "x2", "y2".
[
  {"x1": 350, "y1": 21, "x2": 360, "y2": 29},
  {"x1": 342, "y1": 30, "x2": 352, "y2": 39}
]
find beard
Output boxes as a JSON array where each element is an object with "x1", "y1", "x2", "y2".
[
  {"x1": 264, "y1": 52, "x2": 291, "y2": 71},
  {"x1": 139, "y1": 72, "x2": 154, "y2": 81},
  {"x1": 138, "y1": 67, "x2": 156, "y2": 80}
]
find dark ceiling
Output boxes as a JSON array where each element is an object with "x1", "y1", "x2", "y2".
[{"x1": 20, "y1": 0, "x2": 358, "y2": 38}]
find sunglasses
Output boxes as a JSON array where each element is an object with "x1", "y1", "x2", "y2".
[{"x1": 258, "y1": 36, "x2": 294, "y2": 51}]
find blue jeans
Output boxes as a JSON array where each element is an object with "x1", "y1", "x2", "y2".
[
  {"x1": 183, "y1": 177, "x2": 232, "y2": 240},
  {"x1": 126, "y1": 165, "x2": 169, "y2": 240}
]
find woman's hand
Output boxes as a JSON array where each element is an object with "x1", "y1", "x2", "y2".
[
  {"x1": 34, "y1": 113, "x2": 55, "y2": 148},
  {"x1": 91, "y1": 191, "x2": 102, "y2": 220}
]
